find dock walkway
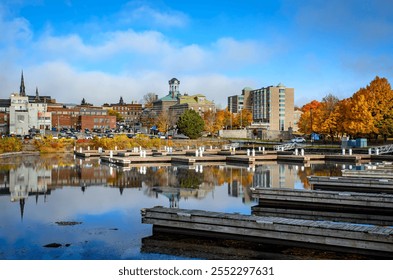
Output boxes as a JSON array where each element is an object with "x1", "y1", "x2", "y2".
[{"x1": 141, "y1": 206, "x2": 393, "y2": 258}]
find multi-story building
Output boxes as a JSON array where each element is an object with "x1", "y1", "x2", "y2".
[
  {"x1": 48, "y1": 105, "x2": 116, "y2": 131},
  {"x1": 6, "y1": 72, "x2": 53, "y2": 135},
  {"x1": 106, "y1": 97, "x2": 143, "y2": 126},
  {"x1": 251, "y1": 83, "x2": 294, "y2": 131},
  {"x1": 152, "y1": 78, "x2": 216, "y2": 126},
  {"x1": 169, "y1": 94, "x2": 216, "y2": 120},
  {"x1": 152, "y1": 78, "x2": 181, "y2": 115},
  {"x1": 227, "y1": 87, "x2": 252, "y2": 113}
]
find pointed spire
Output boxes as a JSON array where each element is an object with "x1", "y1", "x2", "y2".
[
  {"x1": 35, "y1": 87, "x2": 40, "y2": 102},
  {"x1": 119, "y1": 96, "x2": 124, "y2": 105},
  {"x1": 20, "y1": 70, "x2": 26, "y2": 96},
  {"x1": 20, "y1": 198, "x2": 25, "y2": 221}
]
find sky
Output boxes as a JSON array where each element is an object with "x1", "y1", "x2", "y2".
[{"x1": 0, "y1": 0, "x2": 392, "y2": 108}]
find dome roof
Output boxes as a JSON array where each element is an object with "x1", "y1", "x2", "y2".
[{"x1": 277, "y1": 82, "x2": 285, "y2": 87}]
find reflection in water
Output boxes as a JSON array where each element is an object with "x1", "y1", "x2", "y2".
[
  {"x1": 1, "y1": 156, "x2": 342, "y2": 213},
  {"x1": 0, "y1": 154, "x2": 345, "y2": 259}
]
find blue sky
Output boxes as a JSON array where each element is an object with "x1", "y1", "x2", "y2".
[{"x1": 0, "y1": 0, "x2": 392, "y2": 108}]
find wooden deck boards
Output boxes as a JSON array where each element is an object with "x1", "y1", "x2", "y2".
[{"x1": 141, "y1": 206, "x2": 393, "y2": 257}]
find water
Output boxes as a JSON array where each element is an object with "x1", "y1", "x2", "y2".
[{"x1": 0, "y1": 154, "x2": 345, "y2": 260}]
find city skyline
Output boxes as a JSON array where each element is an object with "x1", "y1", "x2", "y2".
[{"x1": 0, "y1": 0, "x2": 392, "y2": 108}]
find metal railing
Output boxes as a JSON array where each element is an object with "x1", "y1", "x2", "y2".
[
  {"x1": 369, "y1": 144, "x2": 393, "y2": 155},
  {"x1": 274, "y1": 142, "x2": 306, "y2": 151}
]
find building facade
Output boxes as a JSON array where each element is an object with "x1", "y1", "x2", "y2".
[
  {"x1": 152, "y1": 78, "x2": 181, "y2": 114},
  {"x1": 251, "y1": 83, "x2": 294, "y2": 131},
  {"x1": 107, "y1": 97, "x2": 143, "y2": 126},
  {"x1": 169, "y1": 94, "x2": 216, "y2": 120},
  {"x1": 227, "y1": 87, "x2": 252, "y2": 113}
]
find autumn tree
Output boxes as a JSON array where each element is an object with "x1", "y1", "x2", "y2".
[
  {"x1": 315, "y1": 94, "x2": 340, "y2": 142},
  {"x1": 363, "y1": 76, "x2": 393, "y2": 141},
  {"x1": 156, "y1": 111, "x2": 171, "y2": 133},
  {"x1": 236, "y1": 108, "x2": 252, "y2": 128},
  {"x1": 107, "y1": 109, "x2": 124, "y2": 122},
  {"x1": 342, "y1": 93, "x2": 375, "y2": 137},
  {"x1": 297, "y1": 100, "x2": 321, "y2": 135},
  {"x1": 203, "y1": 110, "x2": 220, "y2": 135},
  {"x1": 215, "y1": 109, "x2": 232, "y2": 130},
  {"x1": 142, "y1": 92, "x2": 157, "y2": 109}
]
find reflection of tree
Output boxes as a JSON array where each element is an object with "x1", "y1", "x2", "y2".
[{"x1": 177, "y1": 169, "x2": 202, "y2": 188}]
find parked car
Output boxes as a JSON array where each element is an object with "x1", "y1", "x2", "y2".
[
  {"x1": 291, "y1": 137, "x2": 306, "y2": 143},
  {"x1": 172, "y1": 133, "x2": 190, "y2": 139}
]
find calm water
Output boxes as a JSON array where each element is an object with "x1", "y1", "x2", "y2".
[{"x1": 0, "y1": 154, "x2": 346, "y2": 260}]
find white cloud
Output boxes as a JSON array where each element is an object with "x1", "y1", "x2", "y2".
[
  {"x1": 22, "y1": 62, "x2": 253, "y2": 108},
  {"x1": 118, "y1": 2, "x2": 189, "y2": 28},
  {"x1": 0, "y1": 8, "x2": 32, "y2": 44}
]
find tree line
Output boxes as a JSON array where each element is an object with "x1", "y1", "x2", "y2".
[{"x1": 298, "y1": 76, "x2": 393, "y2": 142}]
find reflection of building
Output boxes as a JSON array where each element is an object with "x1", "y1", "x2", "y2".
[{"x1": 253, "y1": 164, "x2": 297, "y2": 189}]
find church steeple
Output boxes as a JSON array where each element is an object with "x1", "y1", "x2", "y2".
[
  {"x1": 20, "y1": 70, "x2": 26, "y2": 96},
  {"x1": 35, "y1": 87, "x2": 40, "y2": 102}
]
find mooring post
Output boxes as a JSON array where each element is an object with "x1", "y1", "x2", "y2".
[
  {"x1": 295, "y1": 148, "x2": 298, "y2": 156},
  {"x1": 349, "y1": 149, "x2": 352, "y2": 155},
  {"x1": 110, "y1": 150, "x2": 113, "y2": 158},
  {"x1": 247, "y1": 149, "x2": 250, "y2": 156},
  {"x1": 252, "y1": 149, "x2": 255, "y2": 156},
  {"x1": 342, "y1": 149, "x2": 346, "y2": 155},
  {"x1": 301, "y1": 149, "x2": 304, "y2": 156}
]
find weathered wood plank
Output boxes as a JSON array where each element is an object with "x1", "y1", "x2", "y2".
[{"x1": 141, "y1": 207, "x2": 393, "y2": 255}]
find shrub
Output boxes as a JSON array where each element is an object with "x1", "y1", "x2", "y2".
[{"x1": 0, "y1": 137, "x2": 23, "y2": 153}]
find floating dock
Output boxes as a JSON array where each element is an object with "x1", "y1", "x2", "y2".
[
  {"x1": 250, "y1": 206, "x2": 393, "y2": 227},
  {"x1": 308, "y1": 176, "x2": 393, "y2": 193},
  {"x1": 251, "y1": 188, "x2": 393, "y2": 214},
  {"x1": 141, "y1": 206, "x2": 393, "y2": 258}
]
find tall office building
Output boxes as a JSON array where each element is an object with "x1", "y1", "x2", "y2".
[{"x1": 251, "y1": 83, "x2": 294, "y2": 131}]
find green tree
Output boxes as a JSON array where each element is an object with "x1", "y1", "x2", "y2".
[{"x1": 176, "y1": 109, "x2": 205, "y2": 139}]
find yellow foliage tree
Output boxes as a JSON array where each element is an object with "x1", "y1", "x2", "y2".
[
  {"x1": 342, "y1": 93, "x2": 375, "y2": 137},
  {"x1": 298, "y1": 100, "x2": 321, "y2": 134}
]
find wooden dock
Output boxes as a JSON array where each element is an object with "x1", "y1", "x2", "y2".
[
  {"x1": 251, "y1": 206, "x2": 393, "y2": 227},
  {"x1": 141, "y1": 206, "x2": 393, "y2": 258},
  {"x1": 251, "y1": 187, "x2": 393, "y2": 214},
  {"x1": 308, "y1": 176, "x2": 393, "y2": 193},
  {"x1": 74, "y1": 147, "x2": 388, "y2": 166}
]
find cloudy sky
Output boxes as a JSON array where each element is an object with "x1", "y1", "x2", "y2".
[{"x1": 0, "y1": 0, "x2": 392, "y2": 108}]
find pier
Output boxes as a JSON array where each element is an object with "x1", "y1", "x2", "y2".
[
  {"x1": 251, "y1": 187, "x2": 393, "y2": 214},
  {"x1": 141, "y1": 206, "x2": 393, "y2": 258},
  {"x1": 74, "y1": 146, "x2": 386, "y2": 167},
  {"x1": 308, "y1": 176, "x2": 393, "y2": 193}
]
